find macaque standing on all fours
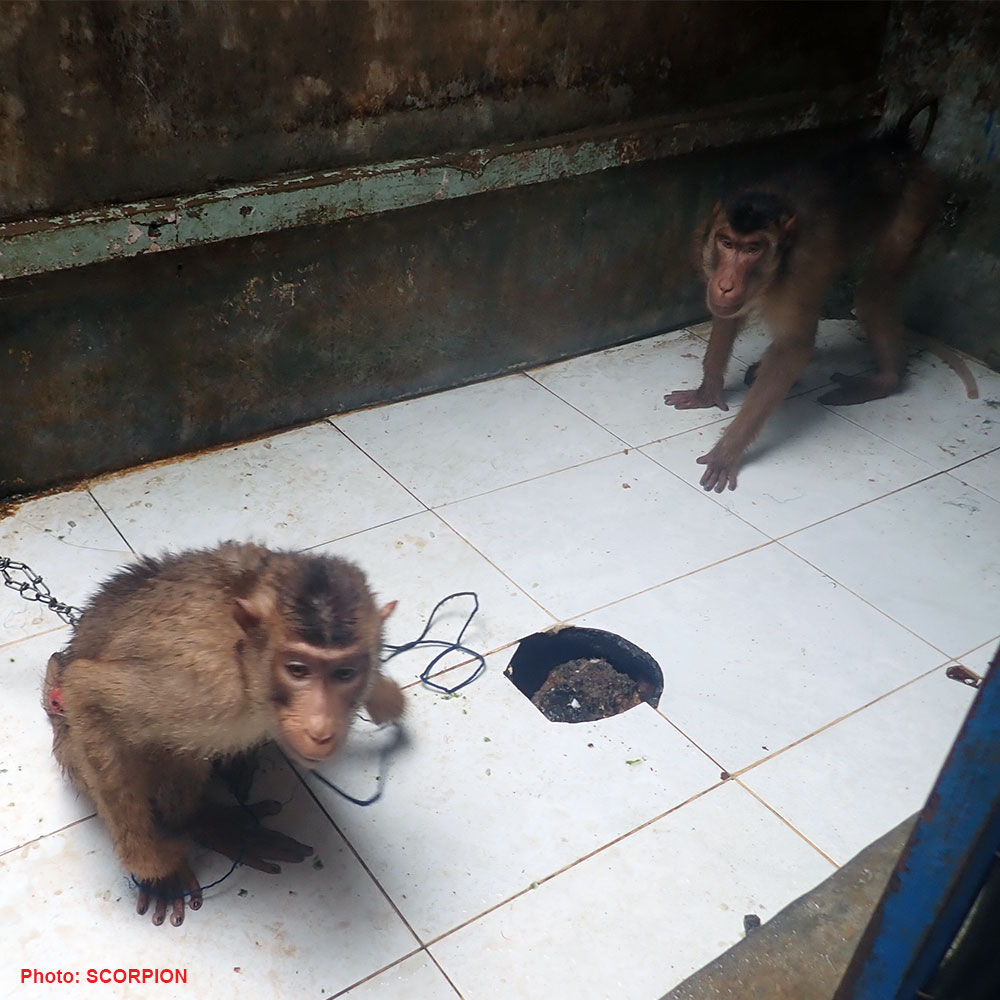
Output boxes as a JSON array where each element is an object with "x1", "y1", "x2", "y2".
[
  {"x1": 665, "y1": 99, "x2": 941, "y2": 492},
  {"x1": 43, "y1": 542, "x2": 405, "y2": 927}
]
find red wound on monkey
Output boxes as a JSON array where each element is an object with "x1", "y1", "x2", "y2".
[{"x1": 47, "y1": 684, "x2": 66, "y2": 716}]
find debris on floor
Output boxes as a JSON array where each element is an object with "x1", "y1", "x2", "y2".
[{"x1": 531, "y1": 656, "x2": 643, "y2": 723}]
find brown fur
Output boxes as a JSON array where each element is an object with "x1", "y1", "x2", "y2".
[
  {"x1": 665, "y1": 101, "x2": 940, "y2": 491},
  {"x1": 43, "y1": 541, "x2": 404, "y2": 926}
]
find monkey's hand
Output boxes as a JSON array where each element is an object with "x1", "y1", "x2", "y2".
[
  {"x1": 192, "y1": 800, "x2": 314, "y2": 875},
  {"x1": 664, "y1": 385, "x2": 729, "y2": 411},
  {"x1": 365, "y1": 674, "x2": 405, "y2": 724},
  {"x1": 696, "y1": 446, "x2": 740, "y2": 492},
  {"x1": 136, "y1": 861, "x2": 203, "y2": 928}
]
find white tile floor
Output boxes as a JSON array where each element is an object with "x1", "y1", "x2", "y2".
[{"x1": 2, "y1": 319, "x2": 998, "y2": 1000}]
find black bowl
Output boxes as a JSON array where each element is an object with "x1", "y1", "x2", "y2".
[{"x1": 505, "y1": 625, "x2": 663, "y2": 714}]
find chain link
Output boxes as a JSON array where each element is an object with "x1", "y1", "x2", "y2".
[{"x1": 0, "y1": 556, "x2": 82, "y2": 626}]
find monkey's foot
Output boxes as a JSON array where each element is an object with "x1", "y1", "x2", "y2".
[
  {"x1": 664, "y1": 386, "x2": 729, "y2": 411},
  {"x1": 192, "y1": 800, "x2": 313, "y2": 875},
  {"x1": 135, "y1": 862, "x2": 202, "y2": 927},
  {"x1": 818, "y1": 372, "x2": 900, "y2": 406},
  {"x1": 696, "y1": 449, "x2": 740, "y2": 492}
]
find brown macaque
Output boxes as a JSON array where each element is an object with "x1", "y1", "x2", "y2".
[
  {"x1": 43, "y1": 542, "x2": 404, "y2": 927},
  {"x1": 665, "y1": 99, "x2": 941, "y2": 491}
]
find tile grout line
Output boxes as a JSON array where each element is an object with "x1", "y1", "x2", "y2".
[
  {"x1": 0, "y1": 622, "x2": 69, "y2": 652},
  {"x1": 329, "y1": 380, "x2": 629, "y2": 513},
  {"x1": 773, "y1": 535, "x2": 989, "y2": 662},
  {"x1": 297, "y1": 508, "x2": 436, "y2": 554},
  {"x1": 649, "y1": 711, "x2": 730, "y2": 775},
  {"x1": 425, "y1": 508, "x2": 563, "y2": 623},
  {"x1": 522, "y1": 369, "x2": 634, "y2": 448},
  {"x1": 425, "y1": 446, "x2": 631, "y2": 510},
  {"x1": 328, "y1": 950, "x2": 464, "y2": 1000},
  {"x1": 818, "y1": 381, "x2": 1000, "y2": 470},
  {"x1": 521, "y1": 327, "x2": 741, "y2": 451},
  {"x1": 736, "y1": 779, "x2": 840, "y2": 868},
  {"x1": 723, "y1": 657, "x2": 964, "y2": 783},
  {"x1": 322, "y1": 418, "x2": 435, "y2": 516},
  {"x1": 285, "y1": 754, "x2": 432, "y2": 953},
  {"x1": 422, "y1": 448, "x2": 770, "y2": 627},
  {"x1": 557, "y1": 536, "x2": 775, "y2": 621},
  {"x1": 1, "y1": 811, "x2": 98, "y2": 860},
  {"x1": 87, "y1": 488, "x2": 139, "y2": 555},
  {"x1": 775, "y1": 463, "x2": 1000, "y2": 545},
  {"x1": 420, "y1": 779, "x2": 730, "y2": 951},
  {"x1": 637, "y1": 431, "x2": 952, "y2": 544}
]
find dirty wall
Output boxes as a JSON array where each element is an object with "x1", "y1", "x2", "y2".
[
  {"x1": 0, "y1": 1, "x2": 888, "y2": 218},
  {"x1": 881, "y1": 2, "x2": 1000, "y2": 369},
  {"x1": 0, "y1": 0, "x2": 935, "y2": 498}
]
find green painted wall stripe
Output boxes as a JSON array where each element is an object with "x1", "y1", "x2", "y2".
[{"x1": 0, "y1": 86, "x2": 879, "y2": 280}]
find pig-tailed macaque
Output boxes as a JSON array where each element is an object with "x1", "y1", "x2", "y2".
[
  {"x1": 665, "y1": 99, "x2": 940, "y2": 491},
  {"x1": 43, "y1": 542, "x2": 405, "y2": 926}
]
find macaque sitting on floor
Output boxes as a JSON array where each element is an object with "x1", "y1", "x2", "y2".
[{"x1": 43, "y1": 541, "x2": 405, "y2": 926}]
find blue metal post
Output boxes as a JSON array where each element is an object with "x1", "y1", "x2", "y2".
[{"x1": 836, "y1": 645, "x2": 1000, "y2": 998}]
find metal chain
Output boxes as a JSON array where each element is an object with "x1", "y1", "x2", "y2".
[{"x1": 0, "y1": 556, "x2": 82, "y2": 626}]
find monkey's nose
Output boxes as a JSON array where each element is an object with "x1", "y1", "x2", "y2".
[
  {"x1": 307, "y1": 731, "x2": 335, "y2": 750},
  {"x1": 299, "y1": 735, "x2": 338, "y2": 764}
]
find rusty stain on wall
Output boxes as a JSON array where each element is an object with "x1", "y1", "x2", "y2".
[
  {"x1": 0, "y1": 1, "x2": 889, "y2": 221},
  {"x1": 0, "y1": 85, "x2": 883, "y2": 280}
]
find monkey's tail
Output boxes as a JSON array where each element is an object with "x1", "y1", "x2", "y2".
[
  {"x1": 911, "y1": 332, "x2": 980, "y2": 400},
  {"x1": 894, "y1": 96, "x2": 939, "y2": 154}
]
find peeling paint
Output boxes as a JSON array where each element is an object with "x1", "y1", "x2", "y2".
[{"x1": 0, "y1": 86, "x2": 882, "y2": 281}]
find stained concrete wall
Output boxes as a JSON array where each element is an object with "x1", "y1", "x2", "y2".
[
  {"x1": 882, "y1": 2, "x2": 1000, "y2": 368},
  {"x1": 4, "y1": 136, "x2": 829, "y2": 497},
  {"x1": 0, "y1": 1, "x2": 888, "y2": 219},
  {"x1": 0, "y1": 2, "x2": 899, "y2": 497}
]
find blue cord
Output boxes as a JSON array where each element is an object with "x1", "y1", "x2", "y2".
[{"x1": 311, "y1": 591, "x2": 485, "y2": 803}]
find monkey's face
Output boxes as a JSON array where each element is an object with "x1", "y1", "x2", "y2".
[
  {"x1": 270, "y1": 640, "x2": 374, "y2": 767},
  {"x1": 703, "y1": 221, "x2": 778, "y2": 319}
]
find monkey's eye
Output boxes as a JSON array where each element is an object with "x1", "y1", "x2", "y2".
[
  {"x1": 333, "y1": 667, "x2": 360, "y2": 683},
  {"x1": 285, "y1": 661, "x2": 310, "y2": 680},
  {"x1": 719, "y1": 237, "x2": 734, "y2": 250},
  {"x1": 745, "y1": 244, "x2": 763, "y2": 255}
]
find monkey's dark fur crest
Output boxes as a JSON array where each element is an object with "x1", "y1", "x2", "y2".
[
  {"x1": 282, "y1": 554, "x2": 371, "y2": 648},
  {"x1": 723, "y1": 190, "x2": 794, "y2": 234}
]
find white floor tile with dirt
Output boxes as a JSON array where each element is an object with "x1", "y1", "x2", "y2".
[{"x1": 2, "y1": 320, "x2": 997, "y2": 1000}]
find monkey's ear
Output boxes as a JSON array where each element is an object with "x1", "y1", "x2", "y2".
[
  {"x1": 782, "y1": 214, "x2": 798, "y2": 236},
  {"x1": 233, "y1": 597, "x2": 266, "y2": 634},
  {"x1": 379, "y1": 600, "x2": 398, "y2": 621}
]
